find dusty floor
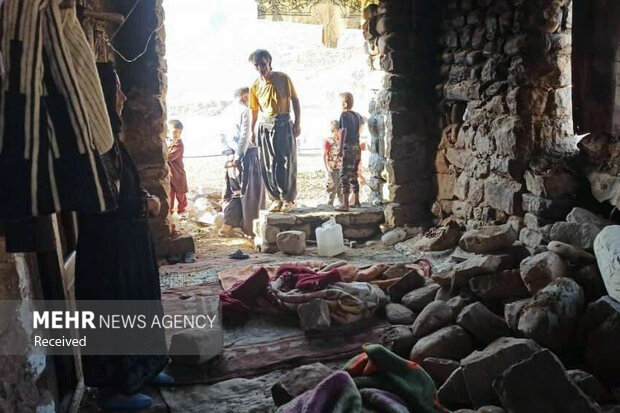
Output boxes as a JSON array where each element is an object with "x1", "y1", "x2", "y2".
[{"x1": 81, "y1": 208, "x2": 449, "y2": 412}]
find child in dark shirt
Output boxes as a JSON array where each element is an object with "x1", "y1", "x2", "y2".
[{"x1": 335, "y1": 92, "x2": 365, "y2": 211}]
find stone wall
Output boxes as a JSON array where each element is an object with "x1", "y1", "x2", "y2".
[
  {"x1": 104, "y1": 0, "x2": 175, "y2": 255},
  {"x1": 435, "y1": 0, "x2": 577, "y2": 229},
  {"x1": 364, "y1": 0, "x2": 441, "y2": 229}
]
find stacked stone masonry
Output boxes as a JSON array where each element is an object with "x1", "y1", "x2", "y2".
[
  {"x1": 435, "y1": 0, "x2": 576, "y2": 228},
  {"x1": 364, "y1": 0, "x2": 440, "y2": 228},
  {"x1": 254, "y1": 207, "x2": 385, "y2": 253}
]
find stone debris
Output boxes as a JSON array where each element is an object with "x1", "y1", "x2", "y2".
[{"x1": 276, "y1": 231, "x2": 306, "y2": 255}]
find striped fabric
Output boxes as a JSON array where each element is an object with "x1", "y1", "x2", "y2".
[{"x1": 0, "y1": 0, "x2": 119, "y2": 220}]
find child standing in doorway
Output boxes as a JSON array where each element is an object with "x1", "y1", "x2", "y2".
[
  {"x1": 323, "y1": 120, "x2": 343, "y2": 206},
  {"x1": 167, "y1": 119, "x2": 188, "y2": 214},
  {"x1": 336, "y1": 92, "x2": 365, "y2": 211}
]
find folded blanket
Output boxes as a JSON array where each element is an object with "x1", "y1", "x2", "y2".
[
  {"x1": 279, "y1": 345, "x2": 446, "y2": 413},
  {"x1": 277, "y1": 371, "x2": 362, "y2": 413},
  {"x1": 276, "y1": 265, "x2": 342, "y2": 291},
  {"x1": 344, "y1": 344, "x2": 447, "y2": 413},
  {"x1": 270, "y1": 281, "x2": 387, "y2": 324}
]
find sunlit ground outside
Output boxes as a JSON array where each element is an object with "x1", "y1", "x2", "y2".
[{"x1": 163, "y1": 0, "x2": 380, "y2": 206}]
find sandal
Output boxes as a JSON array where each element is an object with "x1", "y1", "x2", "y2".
[
  {"x1": 183, "y1": 252, "x2": 196, "y2": 263},
  {"x1": 229, "y1": 249, "x2": 249, "y2": 260}
]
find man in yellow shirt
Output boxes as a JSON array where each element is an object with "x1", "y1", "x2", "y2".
[{"x1": 248, "y1": 49, "x2": 301, "y2": 213}]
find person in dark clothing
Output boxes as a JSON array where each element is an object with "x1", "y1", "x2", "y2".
[
  {"x1": 335, "y1": 92, "x2": 366, "y2": 212},
  {"x1": 167, "y1": 119, "x2": 188, "y2": 214},
  {"x1": 75, "y1": 62, "x2": 170, "y2": 411}
]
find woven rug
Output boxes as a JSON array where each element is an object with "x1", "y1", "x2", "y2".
[{"x1": 166, "y1": 313, "x2": 389, "y2": 385}]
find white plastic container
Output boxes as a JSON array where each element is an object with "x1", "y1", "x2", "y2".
[{"x1": 316, "y1": 217, "x2": 345, "y2": 257}]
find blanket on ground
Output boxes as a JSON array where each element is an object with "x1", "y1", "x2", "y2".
[{"x1": 278, "y1": 344, "x2": 447, "y2": 413}]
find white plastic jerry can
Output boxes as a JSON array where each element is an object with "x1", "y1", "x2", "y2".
[{"x1": 316, "y1": 217, "x2": 345, "y2": 257}]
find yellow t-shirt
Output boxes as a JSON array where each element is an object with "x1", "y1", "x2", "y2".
[{"x1": 249, "y1": 71, "x2": 298, "y2": 117}]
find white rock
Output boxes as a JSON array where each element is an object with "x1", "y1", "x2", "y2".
[{"x1": 594, "y1": 225, "x2": 620, "y2": 303}]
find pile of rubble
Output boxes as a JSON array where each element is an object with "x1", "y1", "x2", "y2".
[{"x1": 379, "y1": 207, "x2": 619, "y2": 412}]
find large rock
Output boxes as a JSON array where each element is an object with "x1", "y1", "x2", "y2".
[
  {"x1": 402, "y1": 283, "x2": 441, "y2": 311},
  {"x1": 567, "y1": 369, "x2": 614, "y2": 405},
  {"x1": 169, "y1": 327, "x2": 223, "y2": 365},
  {"x1": 460, "y1": 337, "x2": 542, "y2": 407},
  {"x1": 493, "y1": 349, "x2": 602, "y2": 413},
  {"x1": 382, "y1": 227, "x2": 408, "y2": 246},
  {"x1": 385, "y1": 303, "x2": 416, "y2": 325},
  {"x1": 567, "y1": 207, "x2": 610, "y2": 227},
  {"x1": 453, "y1": 255, "x2": 503, "y2": 287},
  {"x1": 469, "y1": 270, "x2": 529, "y2": 300},
  {"x1": 520, "y1": 251, "x2": 568, "y2": 294},
  {"x1": 412, "y1": 301, "x2": 454, "y2": 337},
  {"x1": 459, "y1": 225, "x2": 518, "y2": 254},
  {"x1": 594, "y1": 226, "x2": 620, "y2": 303},
  {"x1": 548, "y1": 240, "x2": 596, "y2": 264},
  {"x1": 421, "y1": 357, "x2": 460, "y2": 388},
  {"x1": 572, "y1": 265, "x2": 607, "y2": 303},
  {"x1": 512, "y1": 278, "x2": 585, "y2": 352},
  {"x1": 387, "y1": 270, "x2": 427, "y2": 302},
  {"x1": 380, "y1": 325, "x2": 417, "y2": 358},
  {"x1": 271, "y1": 363, "x2": 334, "y2": 406},
  {"x1": 584, "y1": 297, "x2": 620, "y2": 385},
  {"x1": 550, "y1": 222, "x2": 602, "y2": 250},
  {"x1": 519, "y1": 227, "x2": 547, "y2": 248},
  {"x1": 414, "y1": 226, "x2": 462, "y2": 251},
  {"x1": 521, "y1": 193, "x2": 575, "y2": 220},
  {"x1": 276, "y1": 231, "x2": 306, "y2": 255},
  {"x1": 457, "y1": 303, "x2": 511, "y2": 346},
  {"x1": 447, "y1": 295, "x2": 477, "y2": 319},
  {"x1": 438, "y1": 367, "x2": 471, "y2": 409},
  {"x1": 524, "y1": 168, "x2": 580, "y2": 198},
  {"x1": 410, "y1": 325, "x2": 475, "y2": 362}
]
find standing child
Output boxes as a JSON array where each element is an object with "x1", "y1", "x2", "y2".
[
  {"x1": 323, "y1": 120, "x2": 343, "y2": 206},
  {"x1": 336, "y1": 92, "x2": 365, "y2": 211},
  {"x1": 167, "y1": 119, "x2": 188, "y2": 214}
]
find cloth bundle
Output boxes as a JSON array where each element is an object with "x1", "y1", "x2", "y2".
[
  {"x1": 0, "y1": 0, "x2": 119, "y2": 220},
  {"x1": 277, "y1": 344, "x2": 448, "y2": 413}
]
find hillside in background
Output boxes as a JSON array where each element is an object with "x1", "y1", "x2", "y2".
[{"x1": 163, "y1": 0, "x2": 378, "y2": 156}]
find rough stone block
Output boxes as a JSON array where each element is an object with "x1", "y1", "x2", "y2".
[
  {"x1": 380, "y1": 325, "x2": 417, "y2": 359},
  {"x1": 594, "y1": 226, "x2": 620, "y2": 303},
  {"x1": 412, "y1": 301, "x2": 453, "y2": 338},
  {"x1": 521, "y1": 193, "x2": 575, "y2": 220},
  {"x1": 437, "y1": 174, "x2": 456, "y2": 200},
  {"x1": 550, "y1": 222, "x2": 602, "y2": 250},
  {"x1": 519, "y1": 251, "x2": 568, "y2": 294},
  {"x1": 385, "y1": 303, "x2": 416, "y2": 325},
  {"x1": 439, "y1": 367, "x2": 471, "y2": 409},
  {"x1": 170, "y1": 327, "x2": 223, "y2": 365},
  {"x1": 469, "y1": 270, "x2": 530, "y2": 300},
  {"x1": 402, "y1": 283, "x2": 441, "y2": 311},
  {"x1": 276, "y1": 231, "x2": 306, "y2": 255},
  {"x1": 514, "y1": 278, "x2": 584, "y2": 352},
  {"x1": 494, "y1": 350, "x2": 602, "y2": 413},
  {"x1": 457, "y1": 303, "x2": 511, "y2": 347},
  {"x1": 491, "y1": 116, "x2": 530, "y2": 158},
  {"x1": 461, "y1": 337, "x2": 542, "y2": 408},
  {"x1": 459, "y1": 224, "x2": 518, "y2": 254},
  {"x1": 483, "y1": 176, "x2": 523, "y2": 215},
  {"x1": 271, "y1": 363, "x2": 334, "y2": 407},
  {"x1": 524, "y1": 168, "x2": 580, "y2": 198},
  {"x1": 410, "y1": 325, "x2": 475, "y2": 363},
  {"x1": 421, "y1": 357, "x2": 461, "y2": 388}
]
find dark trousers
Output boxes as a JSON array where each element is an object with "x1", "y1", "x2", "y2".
[{"x1": 257, "y1": 114, "x2": 297, "y2": 202}]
